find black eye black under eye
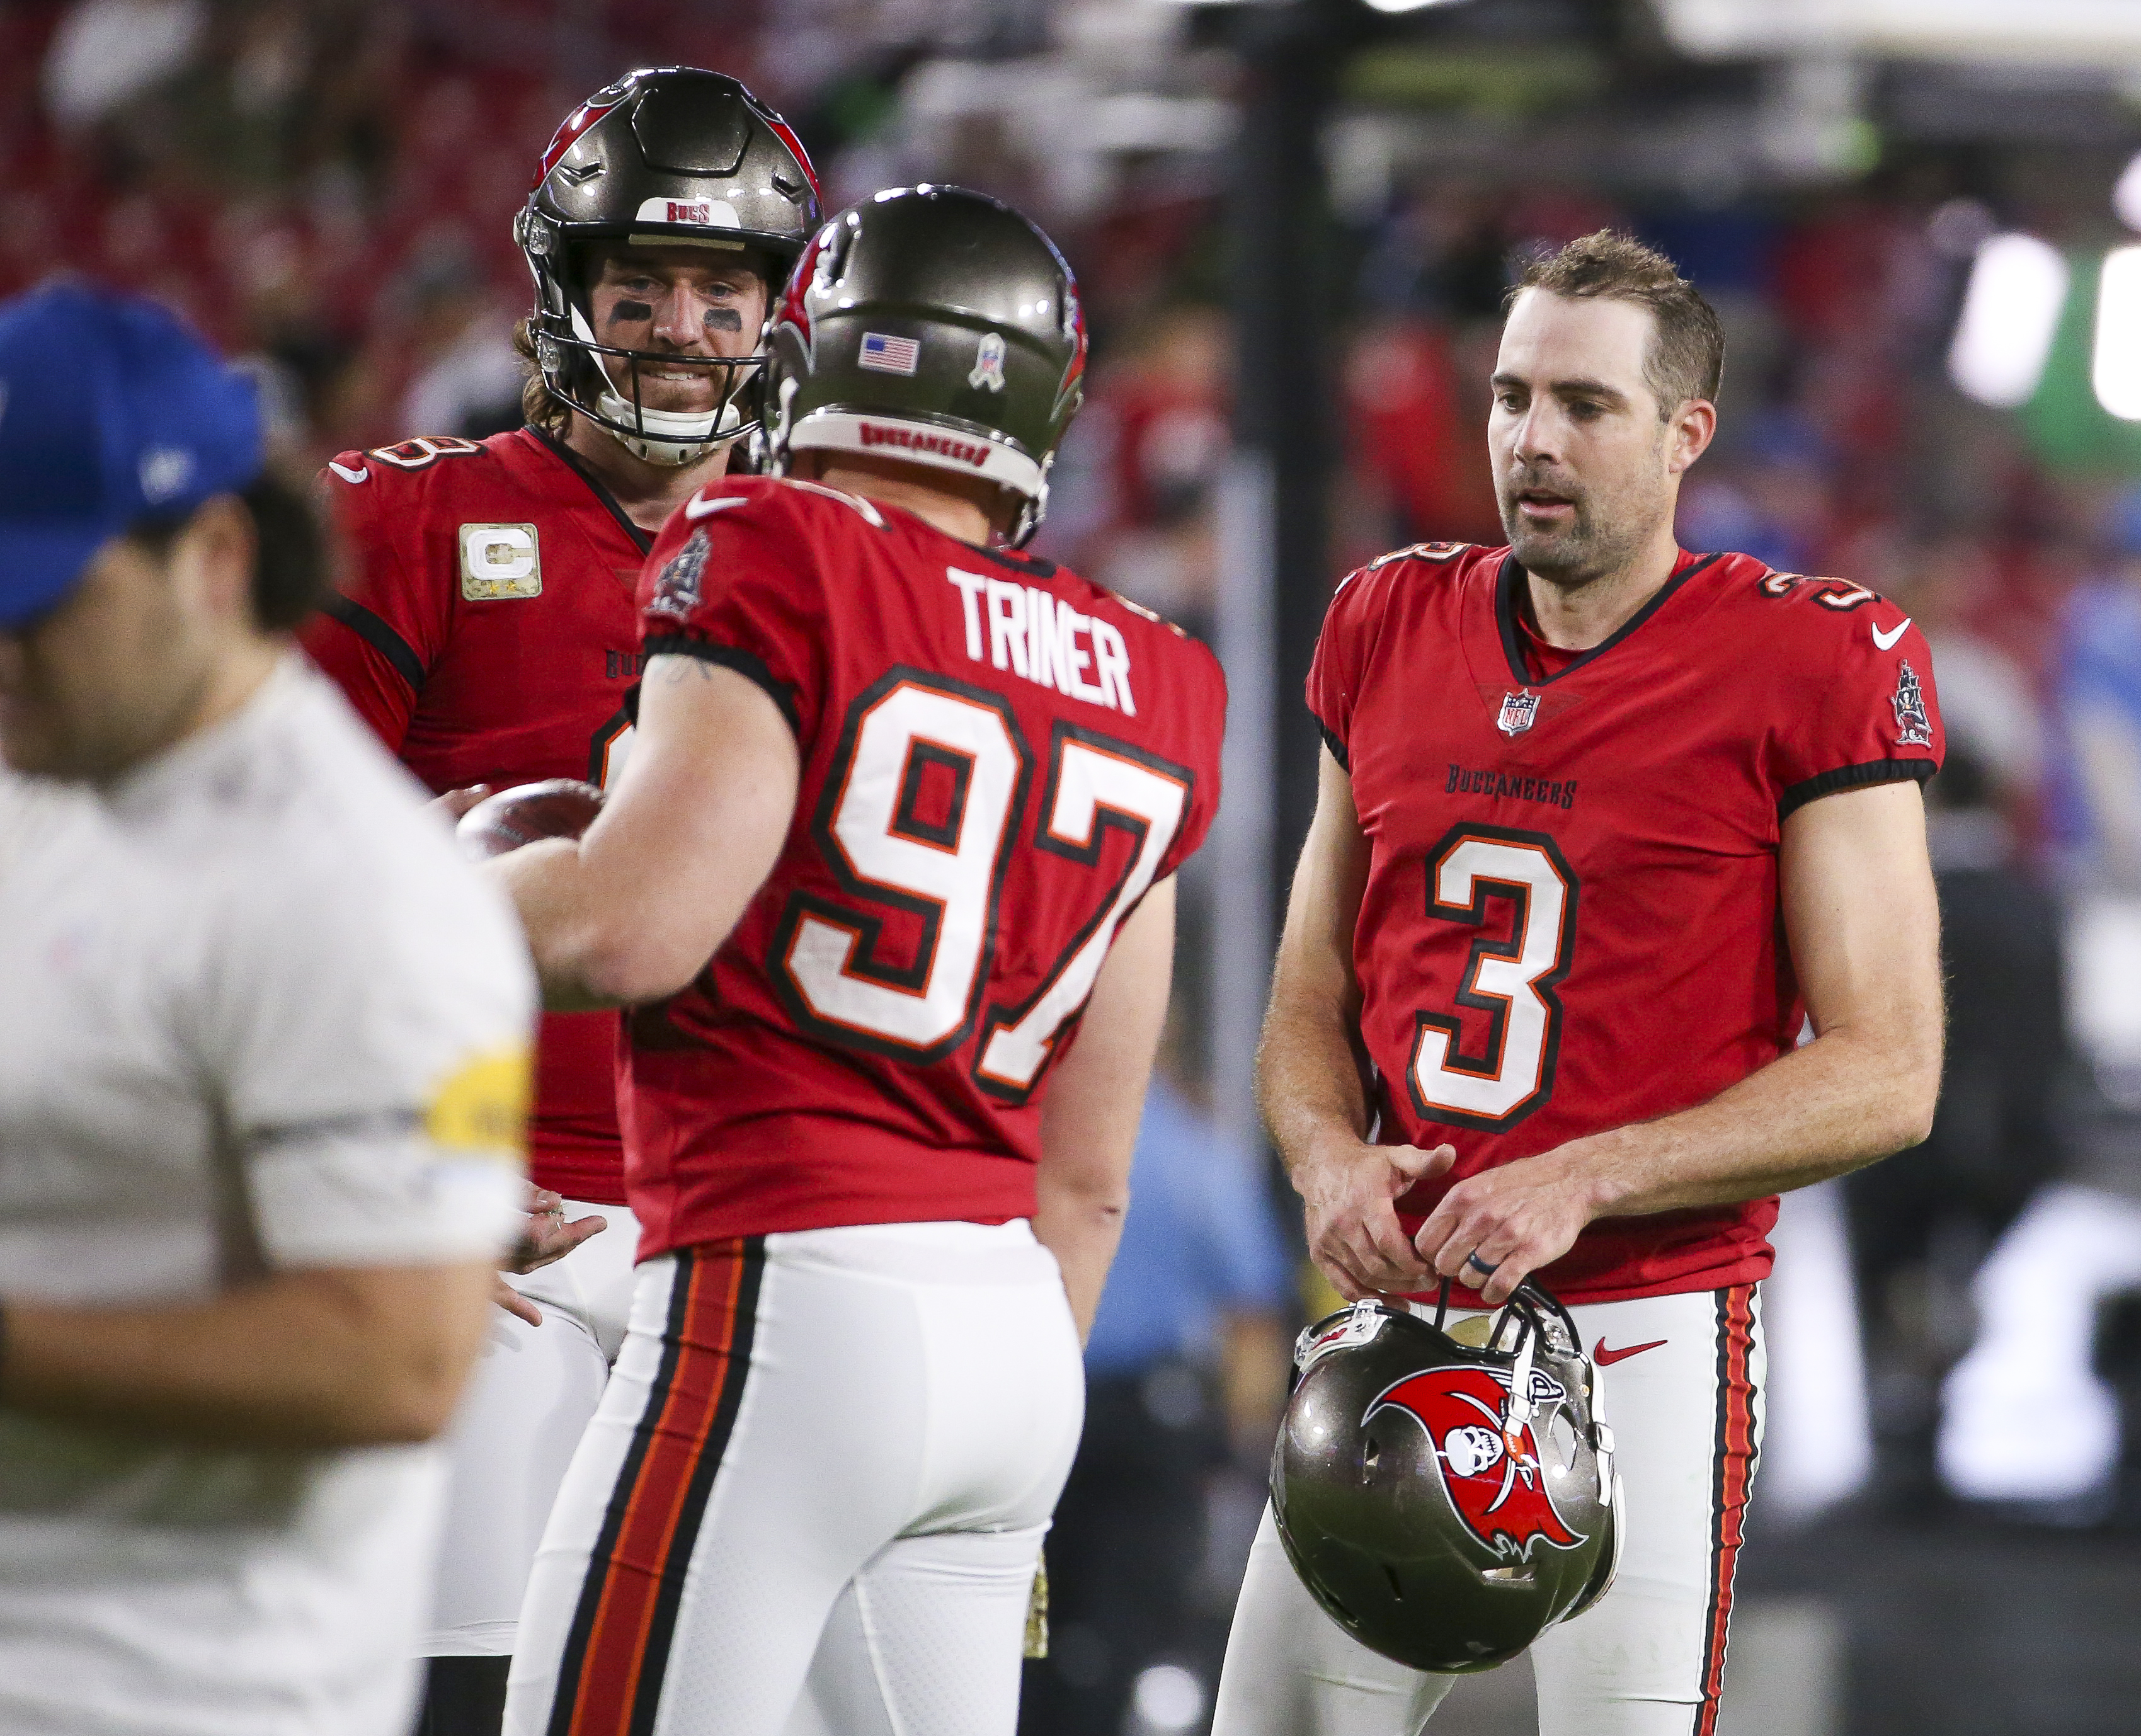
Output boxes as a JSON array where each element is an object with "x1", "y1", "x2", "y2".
[
  {"x1": 704, "y1": 307, "x2": 743, "y2": 333},
  {"x1": 609, "y1": 300, "x2": 654, "y2": 322}
]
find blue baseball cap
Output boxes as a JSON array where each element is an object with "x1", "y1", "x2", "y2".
[{"x1": 0, "y1": 281, "x2": 261, "y2": 631}]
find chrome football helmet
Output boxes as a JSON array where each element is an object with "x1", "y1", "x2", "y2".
[{"x1": 1271, "y1": 1280, "x2": 1622, "y2": 1674}]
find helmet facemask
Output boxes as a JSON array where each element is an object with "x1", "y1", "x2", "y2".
[
  {"x1": 514, "y1": 67, "x2": 822, "y2": 465},
  {"x1": 524, "y1": 216, "x2": 772, "y2": 466}
]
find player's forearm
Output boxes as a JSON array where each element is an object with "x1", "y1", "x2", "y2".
[
  {"x1": 488, "y1": 837, "x2": 676, "y2": 1012},
  {"x1": 1259, "y1": 748, "x2": 1374, "y2": 1185},
  {"x1": 1559, "y1": 1022, "x2": 1943, "y2": 1219},
  {"x1": 1255, "y1": 988, "x2": 1371, "y2": 1182},
  {"x1": 1032, "y1": 882, "x2": 1174, "y2": 1339},
  {"x1": 0, "y1": 1263, "x2": 495, "y2": 1449},
  {"x1": 491, "y1": 661, "x2": 801, "y2": 1010}
]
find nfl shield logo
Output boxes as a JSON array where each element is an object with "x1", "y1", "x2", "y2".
[{"x1": 1497, "y1": 689, "x2": 1539, "y2": 736}]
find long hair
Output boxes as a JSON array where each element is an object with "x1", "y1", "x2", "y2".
[{"x1": 511, "y1": 317, "x2": 573, "y2": 440}]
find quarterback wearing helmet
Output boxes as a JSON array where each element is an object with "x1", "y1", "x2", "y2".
[
  {"x1": 486, "y1": 186, "x2": 1226, "y2": 1736},
  {"x1": 299, "y1": 67, "x2": 818, "y2": 1736},
  {"x1": 1216, "y1": 231, "x2": 1944, "y2": 1735}
]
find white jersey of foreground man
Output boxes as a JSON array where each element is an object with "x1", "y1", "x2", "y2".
[
  {"x1": 0, "y1": 280, "x2": 534, "y2": 1735},
  {"x1": 0, "y1": 668, "x2": 533, "y2": 1736}
]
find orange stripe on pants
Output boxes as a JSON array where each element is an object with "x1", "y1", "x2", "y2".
[
  {"x1": 560, "y1": 1242, "x2": 755, "y2": 1736},
  {"x1": 1694, "y1": 1282, "x2": 1759, "y2": 1736}
]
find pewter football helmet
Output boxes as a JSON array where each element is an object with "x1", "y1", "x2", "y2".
[
  {"x1": 1271, "y1": 1281, "x2": 1621, "y2": 1673},
  {"x1": 517, "y1": 67, "x2": 819, "y2": 463}
]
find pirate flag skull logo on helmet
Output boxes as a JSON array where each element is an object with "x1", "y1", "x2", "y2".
[{"x1": 1368, "y1": 1364, "x2": 1587, "y2": 1559}]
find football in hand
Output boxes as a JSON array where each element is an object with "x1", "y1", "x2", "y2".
[{"x1": 457, "y1": 779, "x2": 605, "y2": 860}]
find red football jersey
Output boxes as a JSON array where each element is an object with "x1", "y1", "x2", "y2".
[
  {"x1": 621, "y1": 477, "x2": 1227, "y2": 1256},
  {"x1": 1310, "y1": 542, "x2": 1944, "y2": 1304},
  {"x1": 301, "y1": 426, "x2": 652, "y2": 1206}
]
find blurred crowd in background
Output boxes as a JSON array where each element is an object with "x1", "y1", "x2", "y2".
[{"x1": 13, "y1": 1, "x2": 2141, "y2": 1732}]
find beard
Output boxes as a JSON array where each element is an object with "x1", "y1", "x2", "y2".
[{"x1": 1497, "y1": 468, "x2": 1649, "y2": 590}]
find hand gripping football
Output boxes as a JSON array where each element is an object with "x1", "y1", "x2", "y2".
[{"x1": 456, "y1": 779, "x2": 605, "y2": 860}]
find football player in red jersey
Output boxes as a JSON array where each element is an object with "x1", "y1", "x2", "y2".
[
  {"x1": 297, "y1": 68, "x2": 819, "y2": 1736},
  {"x1": 1213, "y1": 232, "x2": 1946, "y2": 1736},
  {"x1": 477, "y1": 186, "x2": 1226, "y2": 1736}
]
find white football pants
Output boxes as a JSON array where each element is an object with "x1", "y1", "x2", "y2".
[
  {"x1": 503, "y1": 1219, "x2": 1086, "y2": 1736},
  {"x1": 424, "y1": 1201, "x2": 641, "y2": 1655},
  {"x1": 1213, "y1": 1286, "x2": 1764, "y2": 1736}
]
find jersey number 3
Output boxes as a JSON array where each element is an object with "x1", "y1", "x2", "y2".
[
  {"x1": 773, "y1": 670, "x2": 1191, "y2": 1102},
  {"x1": 1408, "y1": 825, "x2": 1577, "y2": 1131}
]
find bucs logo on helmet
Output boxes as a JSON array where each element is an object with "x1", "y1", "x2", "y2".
[{"x1": 1369, "y1": 1364, "x2": 1585, "y2": 1560}]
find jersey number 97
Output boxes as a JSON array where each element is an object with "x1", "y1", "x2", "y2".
[{"x1": 772, "y1": 669, "x2": 1193, "y2": 1104}]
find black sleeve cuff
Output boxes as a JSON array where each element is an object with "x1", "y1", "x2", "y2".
[
  {"x1": 324, "y1": 597, "x2": 425, "y2": 692},
  {"x1": 642, "y1": 634, "x2": 801, "y2": 738},
  {"x1": 1778, "y1": 757, "x2": 1936, "y2": 819},
  {"x1": 1318, "y1": 721, "x2": 1350, "y2": 772}
]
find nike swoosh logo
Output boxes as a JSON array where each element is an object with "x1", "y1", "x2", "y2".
[
  {"x1": 683, "y1": 493, "x2": 750, "y2": 520},
  {"x1": 1872, "y1": 617, "x2": 1910, "y2": 651},
  {"x1": 327, "y1": 460, "x2": 368, "y2": 484},
  {"x1": 1594, "y1": 1338, "x2": 1667, "y2": 1366}
]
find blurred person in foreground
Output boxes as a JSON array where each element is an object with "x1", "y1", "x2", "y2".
[
  {"x1": 1216, "y1": 232, "x2": 1944, "y2": 1735},
  {"x1": 0, "y1": 283, "x2": 532, "y2": 1735},
  {"x1": 298, "y1": 67, "x2": 819, "y2": 1735},
  {"x1": 1020, "y1": 1032, "x2": 1291, "y2": 1736},
  {"x1": 487, "y1": 185, "x2": 1226, "y2": 1736}
]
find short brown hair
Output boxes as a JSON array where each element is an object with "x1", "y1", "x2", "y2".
[{"x1": 1509, "y1": 231, "x2": 1725, "y2": 417}]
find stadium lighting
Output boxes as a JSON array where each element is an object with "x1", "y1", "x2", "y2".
[
  {"x1": 1132, "y1": 1665, "x2": 1208, "y2": 1733},
  {"x1": 2094, "y1": 246, "x2": 2141, "y2": 420},
  {"x1": 1948, "y1": 232, "x2": 2069, "y2": 409},
  {"x1": 1361, "y1": 0, "x2": 1471, "y2": 11},
  {"x1": 2117, "y1": 151, "x2": 2141, "y2": 232}
]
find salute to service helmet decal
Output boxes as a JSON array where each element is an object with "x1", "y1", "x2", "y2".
[{"x1": 1368, "y1": 1364, "x2": 1587, "y2": 1559}]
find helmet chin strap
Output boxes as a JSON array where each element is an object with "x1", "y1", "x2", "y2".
[
  {"x1": 592, "y1": 386, "x2": 738, "y2": 466},
  {"x1": 568, "y1": 304, "x2": 738, "y2": 466}
]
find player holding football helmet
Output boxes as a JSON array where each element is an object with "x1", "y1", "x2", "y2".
[
  {"x1": 1272, "y1": 1283, "x2": 1621, "y2": 1676},
  {"x1": 484, "y1": 186, "x2": 1226, "y2": 1736},
  {"x1": 1218, "y1": 231, "x2": 1945, "y2": 1735},
  {"x1": 300, "y1": 67, "x2": 818, "y2": 1736}
]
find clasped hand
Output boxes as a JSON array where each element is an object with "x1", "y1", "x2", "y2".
[{"x1": 1296, "y1": 1136, "x2": 1595, "y2": 1308}]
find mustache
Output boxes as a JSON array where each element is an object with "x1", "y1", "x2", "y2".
[{"x1": 1503, "y1": 465, "x2": 1584, "y2": 502}]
